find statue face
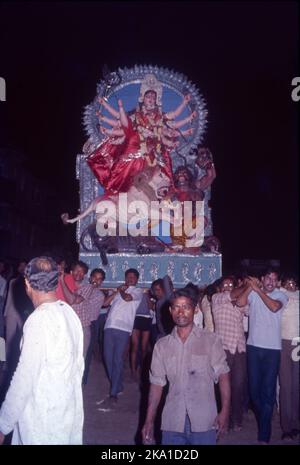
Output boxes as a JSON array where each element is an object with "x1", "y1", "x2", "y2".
[{"x1": 143, "y1": 91, "x2": 157, "y2": 111}]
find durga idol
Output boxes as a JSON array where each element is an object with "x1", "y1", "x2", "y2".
[{"x1": 85, "y1": 74, "x2": 196, "y2": 197}]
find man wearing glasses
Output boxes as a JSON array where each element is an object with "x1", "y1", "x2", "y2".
[{"x1": 212, "y1": 276, "x2": 248, "y2": 432}]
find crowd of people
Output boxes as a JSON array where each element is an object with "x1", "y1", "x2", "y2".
[{"x1": 0, "y1": 256, "x2": 299, "y2": 445}]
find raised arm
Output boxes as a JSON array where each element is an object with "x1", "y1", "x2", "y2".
[
  {"x1": 161, "y1": 133, "x2": 179, "y2": 149},
  {"x1": 163, "y1": 274, "x2": 174, "y2": 299},
  {"x1": 235, "y1": 282, "x2": 252, "y2": 308},
  {"x1": 168, "y1": 111, "x2": 197, "y2": 129},
  {"x1": 247, "y1": 277, "x2": 284, "y2": 313},
  {"x1": 118, "y1": 100, "x2": 129, "y2": 128},
  {"x1": 98, "y1": 114, "x2": 121, "y2": 127},
  {"x1": 100, "y1": 126, "x2": 125, "y2": 137},
  {"x1": 230, "y1": 284, "x2": 250, "y2": 313},
  {"x1": 162, "y1": 127, "x2": 193, "y2": 139},
  {"x1": 117, "y1": 284, "x2": 134, "y2": 302},
  {"x1": 103, "y1": 289, "x2": 118, "y2": 307},
  {"x1": 230, "y1": 281, "x2": 250, "y2": 301},
  {"x1": 195, "y1": 164, "x2": 216, "y2": 191},
  {"x1": 98, "y1": 97, "x2": 120, "y2": 119},
  {"x1": 59, "y1": 275, "x2": 85, "y2": 305},
  {"x1": 165, "y1": 94, "x2": 191, "y2": 120},
  {"x1": 180, "y1": 128, "x2": 194, "y2": 137}
]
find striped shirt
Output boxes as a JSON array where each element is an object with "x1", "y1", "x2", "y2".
[
  {"x1": 72, "y1": 285, "x2": 104, "y2": 328},
  {"x1": 212, "y1": 291, "x2": 247, "y2": 354}
]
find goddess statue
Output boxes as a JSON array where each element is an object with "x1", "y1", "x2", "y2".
[{"x1": 85, "y1": 74, "x2": 196, "y2": 196}]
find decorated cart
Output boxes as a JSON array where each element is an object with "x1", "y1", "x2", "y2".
[{"x1": 63, "y1": 65, "x2": 221, "y2": 287}]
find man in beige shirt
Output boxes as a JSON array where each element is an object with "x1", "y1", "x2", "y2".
[
  {"x1": 279, "y1": 275, "x2": 299, "y2": 440},
  {"x1": 142, "y1": 289, "x2": 230, "y2": 445}
]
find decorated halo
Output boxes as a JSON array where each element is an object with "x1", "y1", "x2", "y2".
[{"x1": 83, "y1": 64, "x2": 208, "y2": 169}]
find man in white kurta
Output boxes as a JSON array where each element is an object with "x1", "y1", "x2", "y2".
[{"x1": 0, "y1": 256, "x2": 84, "y2": 445}]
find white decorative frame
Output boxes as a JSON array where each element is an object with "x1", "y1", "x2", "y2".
[{"x1": 83, "y1": 64, "x2": 208, "y2": 170}]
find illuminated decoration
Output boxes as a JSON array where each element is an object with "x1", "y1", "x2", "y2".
[
  {"x1": 71, "y1": 64, "x2": 222, "y2": 286},
  {"x1": 83, "y1": 64, "x2": 208, "y2": 170}
]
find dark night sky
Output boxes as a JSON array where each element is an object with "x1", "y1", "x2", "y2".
[{"x1": 0, "y1": 1, "x2": 299, "y2": 272}]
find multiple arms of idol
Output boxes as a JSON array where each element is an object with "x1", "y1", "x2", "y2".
[{"x1": 97, "y1": 95, "x2": 196, "y2": 147}]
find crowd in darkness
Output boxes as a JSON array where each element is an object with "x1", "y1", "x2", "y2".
[{"x1": 0, "y1": 256, "x2": 299, "y2": 445}]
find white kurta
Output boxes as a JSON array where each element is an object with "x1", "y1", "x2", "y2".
[{"x1": 0, "y1": 300, "x2": 84, "y2": 445}]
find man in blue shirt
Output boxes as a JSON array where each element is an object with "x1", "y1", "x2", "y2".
[{"x1": 236, "y1": 268, "x2": 288, "y2": 444}]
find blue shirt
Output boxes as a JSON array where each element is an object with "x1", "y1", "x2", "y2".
[{"x1": 247, "y1": 289, "x2": 288, "y2": 350}]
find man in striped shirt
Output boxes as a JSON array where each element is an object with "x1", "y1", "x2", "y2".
[
  {"x1": 212, "y1": 276, "x2": 247, "y2": 432},
  {"x1": 59, "y1": 266, "x2": 106, "y2": 384}
]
